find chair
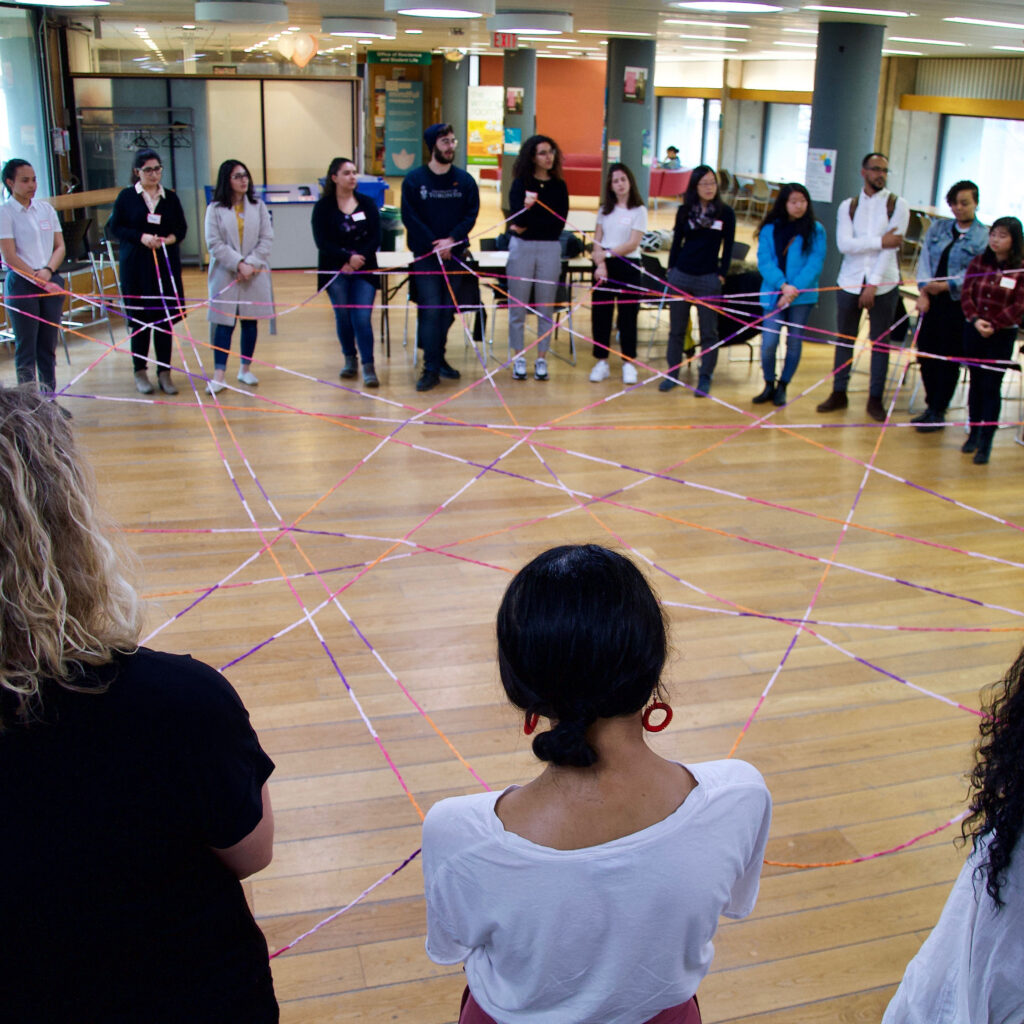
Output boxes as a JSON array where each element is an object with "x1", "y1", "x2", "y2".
[
  {"x1": 732, "y1": 175, "x2": 755, "y2": 216},
  {"x1": 716, "y1": 267, "x2": 761, "y2": 363},
  {"x1": 640, "y1": 254, "x2": 670, "y2": 356},
  {"x1": 717, "y1": 169, "x2": 737, "y2": 203},
  {"x1": 746, "y1": 178, "x2": 772, "y2": 221}
]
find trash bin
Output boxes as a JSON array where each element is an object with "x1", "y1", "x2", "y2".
[{"x1": 380, "y1": 206, "x2": 403, "y2": 252}]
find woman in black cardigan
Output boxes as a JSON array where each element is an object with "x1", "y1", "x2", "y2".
[
  {"x1": 311, "y1": 156, "x2": 380, "y2": 387},
  {"x1": 107, "y1": 149, "x2": 188, "y2": 395}
]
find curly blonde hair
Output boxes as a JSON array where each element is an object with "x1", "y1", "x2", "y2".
[{"x1": 0, "y1": 387, "x2": 141, "y2": 726}]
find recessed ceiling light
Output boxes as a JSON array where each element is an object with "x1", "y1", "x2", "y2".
[
  {"x1": 684, "y1": 44, "x2": 739, "y2": 50},
  {"x1": 992, "y1": 45, "x2": 1024, "y2": 52},
  {"x1": 11, "y1": 0, "x2": 109, "y2": 6},
  {"x1": 578, "y1": 29, "x2": 653, "y2": 36},
  {"x1": 677, "y1": 32, "x2": 748, "y2": 40},
  {"x1": 945, "y1": 16, "x2": 1024, "y2": 31},
  {"x1": 489, "y1": 12, "x2": 572, "y2": 34},
  {"x1": 385, "y1": 0, "x2": 494, "y2": 17},
  {"x1": 182, "y1": 23, "x2": 196, "y2": 29},
  {"x1": 664, "y1": 18, "x2": 750, "y2": 27},
  {"x1": 670, "y1": 2, "x2": 786, "y2": 12},
  {"x1": 887, "y1": 36, "x2": 965, "y2": 46},
  {"x1": 881, "y1": 48, "x2": 922, "y2": 55},
  {"x1": 404, "y1": 28, "x2": 423, "y2": 33},
  {"x1": 783, "y1": 26, "x2": 817, "y2": 33},
  {"x1": 772, "y1": 39, "x2": 815, "y2": 46},
  {"x1": 803, "y1": 5, "x2": 911, "y2": 15}
]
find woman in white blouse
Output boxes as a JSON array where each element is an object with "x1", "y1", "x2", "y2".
[
  {"x1": 589, "y1": 163, "x2": 648, "y2": 386},
  {"x1": 0, "y1": 159, "x2": 66, "y2": 397},
  {"x1": 204, "y1": 159, "x2": 273, "y2": 395}
]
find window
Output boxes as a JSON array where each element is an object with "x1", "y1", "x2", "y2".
[
  {"x1": 656, "y1": 96, "x2": 719, "y2": 167},
  {"x1": 762, "y1": 103, "x2": 811, "y2": 183},
  {"x1": 0, "y1": 9, "x2": 49, "y2": 193},
  {"x1": 937, "y1": 115, "x2": 1024, "y2": 223}
]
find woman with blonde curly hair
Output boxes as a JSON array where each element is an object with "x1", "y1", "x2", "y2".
[{"x1": 0, "y1": 385, "x2": 279, "y2": 1022}]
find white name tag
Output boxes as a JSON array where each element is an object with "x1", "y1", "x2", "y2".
[
  {"x1": 147, "y1": 212, "x2": 162, "y2": 225},
  {"x1": 999, "y1": 275, "x2": 1016, "y2": 289},
  {"x1": 352, "y1": 210, "x2": 366, "y2": 222},
  {"x1": 711, "y1": 220, "x2": 723, "y2": 231}
]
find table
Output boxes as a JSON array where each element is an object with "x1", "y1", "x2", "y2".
[{"x1": 376, "y1": 250, "x2": 414, "y2": 356}]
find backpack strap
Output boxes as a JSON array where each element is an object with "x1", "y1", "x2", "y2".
[{"x1": 849, "y1": 192, "x2": 899, "y2": 220}]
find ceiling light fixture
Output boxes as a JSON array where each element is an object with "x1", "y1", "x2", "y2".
[
  {"x1": 991, "y1": 45, "x2": 1024, "y2": 52},
  {"x1": 488, "y1": 12, "x2": 572, "y2": 34},
  {"x1": 802, "y1": 5, "x2": 911, "y2": 15},
  {"x1": 11, "y1": 0, "x2": 109, "y2": 6},
  {"x1": 385, "y1": 0, "x2": 495, "y2": 18},
  {"x1": 578, "y1": 28, "x2": 653, "y2": 36},
  {"x1": 664, "y1": 18, "x2": 750, "y2": 27},
  {"x1": 887, "y1": 36, "x2": 966, "y2": 46},
  {"x1": 881, "y1": 48, "x2": 922, "y2": 55},
  {"x1": 194, "y1": 1, "x2": 287, "y2": 23},
  {"x1": 669, "y1": 2, "x2": 787, "y2": 12},
  {"x1": 322, "y1": 17, "x2": 397, "y2": 38},
  {"x1": 945, "y1": 16, "x2": 1024, "y2": 31},
  {"x1": 772, "y1": 39, "x2": 815, "y2": 46},
  {"x1": 677, "y1": 32, "x2": 748, "y2": 40}
]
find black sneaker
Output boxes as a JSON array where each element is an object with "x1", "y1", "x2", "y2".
[
  {"x1": 416, "y1": 371, "x2": 440, "y2": 392},
  {"x1": 438, "y1": 359, "x2": 461, "y2": 380},
  {"x1": 913, "y1": 408, "x2": 945, "y2": 433},
  {"x1": 339, "y1": 359, "x2": 358, "y2": 380}
]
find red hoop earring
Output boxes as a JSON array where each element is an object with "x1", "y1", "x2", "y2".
[
  {"x1": 642, "y1": 702, "x2": 672, "y2": 732},
  {"x1": 524, "y1": 712, "x2": 539, "y2": 736}
]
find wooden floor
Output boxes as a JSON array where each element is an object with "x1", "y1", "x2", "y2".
[{"x1": 29, "y1": 192, "x2": 1024, "y2": 1022}]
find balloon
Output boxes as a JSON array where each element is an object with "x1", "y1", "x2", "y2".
[
  {"x1": 292, "y1": 33, "x2": 317, "y2": 68},
  {"x1": 277, "y1": 36, "x2": 295, "y2": 59}
]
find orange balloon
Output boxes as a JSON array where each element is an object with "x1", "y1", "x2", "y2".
[{"x1": 292, "y1": 33, "x2": 317, "y2": 68}]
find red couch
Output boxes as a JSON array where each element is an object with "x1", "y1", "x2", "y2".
[{"x1": 561, "y1": 153, "x2": 603, "y2": 197}]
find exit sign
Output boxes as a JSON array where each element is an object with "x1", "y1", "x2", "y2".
[{"x1": 493, "y1": 31, "x2": 518, "y2": 49}]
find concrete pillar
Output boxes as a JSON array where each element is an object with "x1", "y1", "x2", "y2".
[
  {"x1": 604, "y1": 38, "x2": 656, "y2": 203},
  {"x1": 501, "y1": 48, "x2": 536, "y2": 211},
  {"x1": 441, "y1": 57, "x2": 470, "y2": 170},
  {"x1": 806, "y1": 21, "x2": 886, "y2": 330}
]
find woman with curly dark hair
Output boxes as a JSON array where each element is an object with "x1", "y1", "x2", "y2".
[{"x1": 883, "y1": 648, "x2": 1024, "y2": 1023}]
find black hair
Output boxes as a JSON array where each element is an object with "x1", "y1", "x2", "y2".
[
  {"x1": 756, "y1": 182, "x2": 816, "y2": 253},
  {"x1": 212, "y1": 159, "x2": 255, "y2": 207},
  {"x1": 680, "y1": 164, "x2": 722, "y2": 220},
  {"x1": 496, "y1": 544, "x2": 668, "y2": 768},
  {"x1": 946, "y1": 179, "x2": 979, "y2": 207},
  {"x1": 962, "y1": 647, "x2": 1024, "y2": 908},
  {"x1": 512, "y1": 134, "x2": 562, "y2": 182},
  {"x1": 666, "y1": 145, "x2": 679, "y2": 154},
  {"x1": 321, "y1": 156, "x2": 356, "y2": 199},
  {"x1": 600, "y1": 163, "x2": 643, "y2": 216},
  {"x1": 982, "y1": 216, "x2": 1024, "y2": 270},
  {"x1": 2, "y1": 159, "x2": 31, "y2": 195},
  {"x1": 861, "y1": 152, "x2": 888, "y2": 168},
  {"x1": 130, "y1": 149, "x2": 162, "y2": 183}
]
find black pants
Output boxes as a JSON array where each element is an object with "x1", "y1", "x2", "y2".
[
  {"x1": 964, "y1": 322, "x2": 1017, "y2": 442},
  {"x1": 591, "y1": 259, "x2": 641, "y2": 360},
  {"x1": 6, "y1": 271, "x2": 65, "y2": 391},
  {"x1": 833, "y1": 287, "x2": 901, "y2": 397},
  {"x1": 917, "y1": 292, "x2": 964, "y2": 415}
]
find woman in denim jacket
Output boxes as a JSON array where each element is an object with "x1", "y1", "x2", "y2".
[
  {"x1": 911, "y1": 180, "x2": 988, "y2": 431},
  {"x1": 753, "y1": 183, "x2": 826, "y2": 407}
]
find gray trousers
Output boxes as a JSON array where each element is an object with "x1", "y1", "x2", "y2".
[
  {"x1": 506, "y1": 237, "x2": 561, "y2": 355},
  {"x1": 5, "y1": 270, "x2": 65, "y2": 392},
  {"x1": 832, "y1": 287, "x2": 900, "y2": 398},
  {"x1": 666, "y1": 268, "x2": 721, "y2": 380}
]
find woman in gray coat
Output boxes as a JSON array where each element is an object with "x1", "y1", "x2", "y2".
[{"x1": 204, "y1": 159, "x2": 273, "y2": 395}]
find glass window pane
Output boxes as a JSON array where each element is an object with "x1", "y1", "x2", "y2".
[
  {"x1": 0, "y1": 9, "x2": 49, "y2": 193},
  {"x1": 656, "y1": 96, "x2": 706, "y2": 168},
  {"x1": 762, "y1": 103, "x2": 810, "y2": 182},
  {"x1": 937, "y1": 115, "x2": 1024, "y2": 223},
  {"x1": 704, "y1": 100, "x2": 721, "y2": 168}
]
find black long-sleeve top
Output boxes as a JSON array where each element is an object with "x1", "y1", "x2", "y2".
[
  {"x1": 311, "y1": 191, "x2": 380, "y2": 289},
  {"x1": 400, "y1": 164, "x2": 479, "y2": 258},
  {"x1": 508, "y1": 176, "x2": 570, "y2": 241},
  {"x1": 668, "y1": 201, "x2": 736, "y2": 278}
]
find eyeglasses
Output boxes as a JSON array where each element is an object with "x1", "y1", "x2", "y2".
[
  {"x1": 230, "y1": 172, "x2": 249, "y2": 180},
  {"x1": 141, "y1": 165, "x2": 162, "y2": 173}
]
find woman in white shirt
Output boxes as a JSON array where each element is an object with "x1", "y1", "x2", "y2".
[
  {"x1": 423, "y1": 544, "x2": 772, "y2": 1024},
  {"x1": 883, "y1": 647, "x2": 1024, "y2": 1024},
  {"x1": 204, "y1": 159, "x2": 274, "y2": 395},
  {"x1": 589, "y1": 164, "x2": 648, "y2": 385},
  {"x1": 0, "y1": 159, "x2": 66, "y2": 396}
]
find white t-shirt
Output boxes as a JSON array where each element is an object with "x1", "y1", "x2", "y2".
[
  {"x1": 0, "y1": 196, "x2": 61, "y2": 270},
  {"x1": 596, "y1": 203, "x2": 648, "y2": 260},
  {"x1": 422, "y1": 759, "x2": 771, "y2": 1024},
  {"x1": 882, "y1": 835, "x2": 1024, "y2": 1024}
]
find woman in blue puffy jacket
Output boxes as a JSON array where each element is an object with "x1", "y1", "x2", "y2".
[{"x1": 753, "y1": 183, "x2": 826, "y2": 406}]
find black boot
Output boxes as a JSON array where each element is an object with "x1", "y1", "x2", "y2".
[
  {"x1": 752, "y1": 381, "x2": 775, "y2": 404},
  {"x1": 961, "y1": 427, "x2": 981, "y2": 454},
  {"x1": 973, "y1": 431, "x2": 994, "y2": 464}
]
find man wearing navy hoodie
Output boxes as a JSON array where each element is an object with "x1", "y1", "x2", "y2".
[{"x1": 401, "y1": 123, "x2": 480, "y2": 392}]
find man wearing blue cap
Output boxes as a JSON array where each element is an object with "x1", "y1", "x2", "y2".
[{"x1": 401, "y1": 123, "x2": 480, "y2": 392}]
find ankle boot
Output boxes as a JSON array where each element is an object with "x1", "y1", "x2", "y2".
[
  {"x1": 752, "y1": 381, "x2": 775, "y2": 404},
  {"x1": 961, "y1": 427, "x2": 981, "y2": 454},
  {"x1": 973, "y1": 431, "x2": 994, "y2": 464}
]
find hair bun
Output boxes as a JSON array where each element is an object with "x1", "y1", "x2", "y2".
[{"x1": 532, "y1": 717, "x2": 597, "y2": 768}]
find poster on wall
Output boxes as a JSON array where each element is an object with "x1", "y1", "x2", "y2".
[
  {"x1": 504, "y1": 127, "x2": 522, "y2": 156},
  {"x1": 623, "y1": 66, "x2": 648, "y2": 103},
  {"x1": 384, "y1": 80, "x2": 423, "y2": 175},
  {"x1": 806, "y1": 147, "x2": 837, "y2": 203},
  {"x1": 467, "y1": 85, "x2": 503, "y2": 167},
  {"x1": 505, "y1": 87, "x2": 524, "y2": 114}
]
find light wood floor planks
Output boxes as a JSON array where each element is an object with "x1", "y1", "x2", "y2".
[{"x1": 29, "y1": 190, "x2": 1024, "y2": 1022}]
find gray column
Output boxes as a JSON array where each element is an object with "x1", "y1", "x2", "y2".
[
  {"x1": 441, "y1": 57, "x2": 470, "y2": 170},
  {"x1": 501, "y1": 48, "x2": 536, "y2": 211},
  {"x1": 806, "y1": 21, "x2": 886, "y2": 330},
  {"x1": 604, "y1": 38, "x2": 656, "y2": 203}
]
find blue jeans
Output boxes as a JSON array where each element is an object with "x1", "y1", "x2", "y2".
[
  {"x1": 212, "y1": 320, "x2": 257, "y2": 370},
  {"x1": 326, "y1": 272, "x2": 377, "y2": 366},
  {"x1": 759, "y1": 302, "x2": 813, "y2": 384}
]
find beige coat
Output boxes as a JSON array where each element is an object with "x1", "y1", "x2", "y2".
[{"x1": 205, "y1": 198, "x2": 274, "y2": 325}]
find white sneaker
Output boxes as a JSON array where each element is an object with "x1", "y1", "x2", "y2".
[
  {"x1": 206, "y1": 379, "x2": 227, "y2": 395},
  {"x1": 512, "y1": 356, "x2": 527, "y2": 380},
  {"x1": 534, "y1": 357, "x2": 549, "y2": 381},
  {"x1": 237, "y1": 368, "x2": 259, "y2": 386},
  {"x1": 622, "y1": 362, "x2": 638, "y2": 385},
  {"x1": 589, "y1": 359, "x2": 610, "y2": 382}
]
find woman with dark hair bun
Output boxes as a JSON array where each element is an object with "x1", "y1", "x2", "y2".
[
  {"x1": 422, "y1": 544, "x2": 772, "y2": 1024},
  {"x1": 958, "y1": 216, "x2": 1024, "y2": 464},
  {"x1": 107, "y1": 148, "x2": 188, "y2": 395},
  {"x1": 883, "y1": 647, "x2": 1024, "y2": 1023}
]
